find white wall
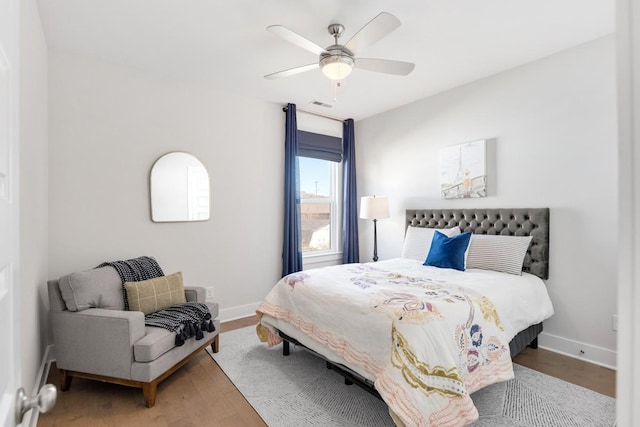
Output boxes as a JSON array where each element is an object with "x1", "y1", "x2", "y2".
[
  {"x1": 356, "y1": 36, "x2": 617, "y2": 366},
  {"x1": 45, "y1": 33, "x2": 618, "y2": 366},
  {"x1": 20, "y1": 0, "x2": 49, "y2": 397},
  {"x1": 48, "y1": 52, "x2": 284, "y2": 321}
]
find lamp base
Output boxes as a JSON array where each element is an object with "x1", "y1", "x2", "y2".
[{"x1": 372, "y1": 219, "x2": 379, "y2": 262}]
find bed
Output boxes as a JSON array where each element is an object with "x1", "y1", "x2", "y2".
[{"x1": 257, "y1": 208, "x2": 554, "y2": 427}]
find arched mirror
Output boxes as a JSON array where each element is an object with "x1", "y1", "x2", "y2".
[{"x1": 150, "y1": 152, "x2": 210, "y2": 222}]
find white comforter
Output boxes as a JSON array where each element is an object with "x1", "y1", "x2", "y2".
[{"x1": 257, "y1": 258, "x2": 554, "y2": 426}]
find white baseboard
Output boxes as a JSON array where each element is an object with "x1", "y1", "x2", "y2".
[
  {"x1": 24, "y1": 344, "x2": 55, "y2": 427},
  {"x1": 219, "y1": 301, "x2": 260, "y2": 322},
  {"x1": 538, "y1": 332, "x2": 617, "y2": 370}
]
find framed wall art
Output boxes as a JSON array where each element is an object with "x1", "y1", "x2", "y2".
[{"x1": 439, "y1": 140, "x2": 487, "y2": 199}]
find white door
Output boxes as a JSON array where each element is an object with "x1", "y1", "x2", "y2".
[{"x1": 0, "y1": 0, "x2": 20, "y2": 425}]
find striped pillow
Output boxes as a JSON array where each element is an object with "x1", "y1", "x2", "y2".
[{"x1": 466, "y1": 235, "x2": 533, "y2": 275}]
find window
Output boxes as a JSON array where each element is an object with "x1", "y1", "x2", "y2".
[
  {"x1": 299, "y1": 156, "x2": 342, "y2": 255},
  {"x1": 295, "y1": 128, "x2": 343, "y2": 259}
]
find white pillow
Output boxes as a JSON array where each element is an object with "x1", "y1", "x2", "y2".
[
  {"x1": 401, "y1": 226, "x2": 461, "y2": 261},
  {"x1": 466, "y1": 234, "x2": 533, "y2": 275}
]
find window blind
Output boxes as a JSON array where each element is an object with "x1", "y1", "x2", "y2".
[{"x1": 297, "y1": 130, "x2": 343, "y2": 162}]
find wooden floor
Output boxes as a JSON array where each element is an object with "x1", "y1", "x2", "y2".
[{"x1": 38, "y1": 316, "x2": 615, "y2": 427}]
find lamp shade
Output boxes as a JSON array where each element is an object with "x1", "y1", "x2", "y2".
[{"x1": 360, "y1": 196, "x2": 390, "y2": 220}]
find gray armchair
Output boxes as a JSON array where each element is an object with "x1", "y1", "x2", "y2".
[{"x1": 47, "y1": 266, "x2": 219, "y2": 407}]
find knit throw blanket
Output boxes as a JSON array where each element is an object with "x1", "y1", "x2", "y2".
[
  {"x1": 146, "y1": 302, "x2": 216, "y2": 346},
  {"x1": 97, "y1": 256, "x2": 165, "y2": 310},
  {"x1": 97, "y1": 256, "x2": 214, "y2": 346}
]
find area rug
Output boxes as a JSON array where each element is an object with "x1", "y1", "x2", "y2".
[{"x1": 207, "y1": 326, "x2": 615, "y2": 427}]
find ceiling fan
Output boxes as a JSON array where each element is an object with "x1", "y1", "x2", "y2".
[{"x1": 264, "y1": 12, "x2": 415, "y2": 81}]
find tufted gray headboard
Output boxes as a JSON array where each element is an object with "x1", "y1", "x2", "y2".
[{"x1": 406, "y1": 208, "x2": 550, "y2": 280}]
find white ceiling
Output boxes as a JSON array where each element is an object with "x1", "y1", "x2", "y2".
[{"x1": 36, "y1": 0, "x2": 614, "y2": 121}]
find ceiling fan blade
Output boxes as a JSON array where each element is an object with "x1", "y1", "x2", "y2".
[
  {"x1": 264, "y1": 63, "x2": 319, "y2": 80},
  {"x1": 355, "y1": 58, "x2": 415, "y2": 76},
  {"x1": 267, "y1": 25, "x2": 328, "y2": 56},
  {"x1": 344, "y1": 12, "x2": 401, "y2": 55}
]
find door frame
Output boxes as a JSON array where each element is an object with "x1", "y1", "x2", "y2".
[
  {"x1": 0, "y1": 0, "x2": 20, "y2": 425},
  {"x1": 616, "y1": 0, "x2": 640, "y2": 425}
]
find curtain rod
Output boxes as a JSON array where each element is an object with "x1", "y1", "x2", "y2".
[{"x1": 282, "y1": 106, "x2": 346, "y2": 123}]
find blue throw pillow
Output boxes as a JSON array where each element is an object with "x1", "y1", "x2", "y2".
[{"x1": 424, "y1": 231, "x2": 472, "y2": 271}]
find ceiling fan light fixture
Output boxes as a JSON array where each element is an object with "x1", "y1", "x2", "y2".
[
  {"x1": 265, "y1": 13, "x2": 414, "y2": 81},
  {"x1": 320, "y1": 55, "x2": 354, "y2": 80}
]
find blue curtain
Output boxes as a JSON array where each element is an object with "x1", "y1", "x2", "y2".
[
  {"x1": 342, "y1": 118, "x2": 359, "y2": 263},
  {"x1": 282, "y1": 104, "x2": 303, "y2": 276}
]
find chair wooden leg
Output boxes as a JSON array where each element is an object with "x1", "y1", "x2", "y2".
[
  {"x1": 211, "y1": 334, "x2": 219, "y2": 353},
  {"x1": 142, "y1": 381, "x2": 158, "y2": 408},
  {"x1": 59, "y1": 369, "x2": 72, "y2": 391}
]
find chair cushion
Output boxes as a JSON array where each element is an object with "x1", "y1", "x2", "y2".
[
  {"x1": 125, "y1": 272, "x2": 186, "y2": 315},
  {"x1": 58, "y1": 266, "x2": 124, "y2": 312},
  {"x1": 133, "y1": 301, "x2": 219, "y2": 362}
]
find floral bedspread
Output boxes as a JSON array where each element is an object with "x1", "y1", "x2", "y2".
[{"x1": 256, "y1": 260, "x2": 514, "y2": 427}]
